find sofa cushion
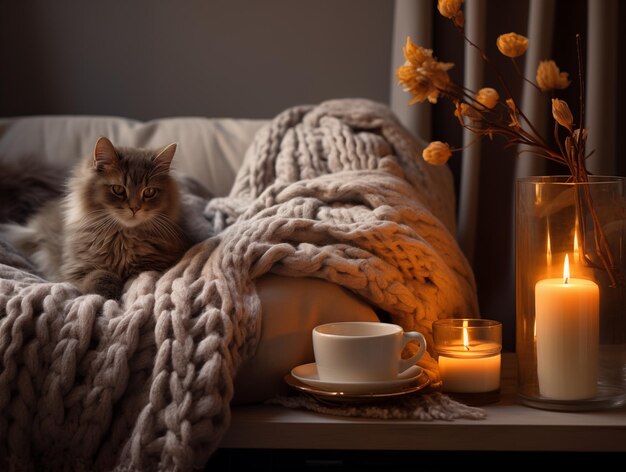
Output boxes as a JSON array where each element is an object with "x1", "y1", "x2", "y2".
[{"x1": 0, "y1": 115, "x2": 267, "y2": 197}]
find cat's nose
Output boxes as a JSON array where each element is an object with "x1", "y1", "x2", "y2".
[{"x1": 130, "y1": 206, "x2": 140, "y2": 215}]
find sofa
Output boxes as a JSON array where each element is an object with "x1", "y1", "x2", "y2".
[{"x1": 0, "y1": 100, "x2": 477, "y2": 469}]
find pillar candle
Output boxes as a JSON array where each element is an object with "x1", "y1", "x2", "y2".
[{"x1": 535, "y1": 255, "x2": 599, "y2": 400}]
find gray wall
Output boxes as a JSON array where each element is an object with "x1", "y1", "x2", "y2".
[{"x1": 0, "y1": 0, "x2": 394, "y2": 120}]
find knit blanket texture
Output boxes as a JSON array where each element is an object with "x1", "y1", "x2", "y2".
[{"x1": 0, "y1": 99, "x2": 478, "y2": 470}]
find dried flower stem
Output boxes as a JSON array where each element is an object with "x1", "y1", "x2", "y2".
[
  {"x1": 570, "y1": 34, "x2": 619, "y2": 286},
  {"x1": 510, "y1": 58, "x2": 542, "y2": 93},
  {"x1": 452, "y1": 23, "x2": 550, "y2": 150},
  {"x1": 396, "y1": 8, "x2": 622, "y2": 286},
  {"x1": 457, "y1": 27, "x2": 620, "y2": 286},
  {"x1": 576, "y1": 34, "x2": 585, "y2": 152}
]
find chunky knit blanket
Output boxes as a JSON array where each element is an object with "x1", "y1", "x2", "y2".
[{"x1": 0, "y1": 99, "x2": 478, "y2": 470}]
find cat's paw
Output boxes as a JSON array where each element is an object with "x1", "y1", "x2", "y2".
[{"x1": 80, "y1": 270, "x2": 123, "y2": 299}]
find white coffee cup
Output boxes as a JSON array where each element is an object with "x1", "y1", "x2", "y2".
[{"x1": 312, "y1": 321, "x2": 427, "y2": 382}]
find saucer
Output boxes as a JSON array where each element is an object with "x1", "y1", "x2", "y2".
[
  {"x1": 284, "y1": 370, "x2": 430, "y2": 404},
  {"x1": 290, "y1": 363, "x2": 423, "y2": 394}
]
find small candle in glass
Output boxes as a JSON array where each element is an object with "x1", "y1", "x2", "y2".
[{"x1": 433, "y1": 319, "x2": 502, "y2": 393}]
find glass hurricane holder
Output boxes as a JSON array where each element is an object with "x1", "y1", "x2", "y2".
[
  {"x1": 433, "y1": 319, "x2": 502, "y2": 404},
  {"x1": 516, "y1": 176, "x2": 626, "y2": 411}
]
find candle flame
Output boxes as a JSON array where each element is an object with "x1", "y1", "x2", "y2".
[
  {"x1": 462, "y1": 320, "x2": 470, "y2": 351},
  {"x1": 563, "y1": 253, "x2": 570, "y2": 284}
]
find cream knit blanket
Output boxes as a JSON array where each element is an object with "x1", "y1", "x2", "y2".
[{"x1": 0, "y1": 99, "x2": 478, "y2": 470}]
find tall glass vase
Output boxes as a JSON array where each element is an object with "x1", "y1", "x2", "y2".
[{"x1": 516, "y1": 176, "x2": 626, "y2": 410}]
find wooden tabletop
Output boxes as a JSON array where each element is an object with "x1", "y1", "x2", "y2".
[{"x1": 220, "y1": 353, "x2": 626, "y2": 452}]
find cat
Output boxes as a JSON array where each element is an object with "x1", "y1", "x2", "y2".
[{"x1": 1, "y1": 137, "x2": 189, "y2": 299}]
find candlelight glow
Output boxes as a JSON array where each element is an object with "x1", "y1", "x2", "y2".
[
  {"x1": 462, "y1": 319, "x2": 470, "y2": 350},
  {"x1": 535, "y1": 184, "x2": 542, "y2": 205},
  {"x1": 563, "y1": 254, "x2": 570, "y2": 284},
  {"x1": 573, "y1": 224, "x2": 580, "y2": 262},
  {"x1": 546, "y1": 232, "x2": 552, "y2": 268}
]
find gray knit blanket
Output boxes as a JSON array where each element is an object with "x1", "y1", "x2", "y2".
[{"x1": 0, "y1": 99, "x2": 478, "y2": 470}]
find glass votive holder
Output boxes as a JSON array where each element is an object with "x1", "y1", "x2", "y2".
[
  {"x1": 433, "y1": 319, "x2": 502, "y2": 403},
  {"x1": 516, "y1": 177, "x2": 626, "y2": 411}
]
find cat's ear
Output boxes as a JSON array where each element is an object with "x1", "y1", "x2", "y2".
[
  {"x1": 93, "y1": 137, "x2": 120, "y2": 170},
  {"x1": 153, "y1": 143, "x2": 177, "y2": 173}
]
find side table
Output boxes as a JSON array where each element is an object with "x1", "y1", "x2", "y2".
[{"x1": 221, "y1": 353, "x2": 626, "y2": 451}]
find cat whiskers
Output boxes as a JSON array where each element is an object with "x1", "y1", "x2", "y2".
[
  {"x1": 79, "y1": 208, "x2": 109, "y2": 228},
  {"x1": 90, "y1": 217, "x2": 117, "y2": 235},
  {"x1": 75, "y1": 209, "x2": 113, "y2": 231},
  {"x1": 76, "y1": 211, "x2": 119, "y2": 249},
  {"x1": 146, "y1": 213, "x2": 184, "y2": 244}
]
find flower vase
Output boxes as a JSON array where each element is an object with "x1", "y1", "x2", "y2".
[{"x1": 516, "y1": 176, "x2": 626, "y2": 410}]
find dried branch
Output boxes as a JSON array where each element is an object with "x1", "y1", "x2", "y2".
[{"x1": 396, "y1": 0, "x2": 622, "y2": 286}]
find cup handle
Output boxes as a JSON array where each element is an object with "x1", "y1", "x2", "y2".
[{"x1": 398, "y1": 332, "x2": 427, "y2": 373}]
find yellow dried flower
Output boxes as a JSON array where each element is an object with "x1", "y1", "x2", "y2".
[
  {"x1": 506, "y1": 98, "x2": 520, "y2": 128},
  {"x1": 454, "y1": 101, "x2": 480, "y2": 121},
  {"x1": 506, "y1": 98, "x2": 517, "y2": 112},
  {"x1": 573, "y1": 128, "x2": 587, "y2": 142},
  {"x1": 396, "y1": 37, "x2": 454, "y2": 104},
  {"x1": 453, "y1": 10, "x2": 465, "y2": 28},
  {"x1": 551, "y1": 99, "x2": 574, "y2": 131},
  {"x1": 496, "y1": 33, "x2": 529, "y2": 58},
  {"x1": 475, "y1": 87, "x2": 500, "y2": 110},
  {"x1": 536, "y1": 60, "x2": 571, "y2": 92},
  {"x1": 437, "y1": 0, "x2": 464, "y2": 19},
  {"x1": 422, "y1": 141, "x2": 452, "y2": 166}
]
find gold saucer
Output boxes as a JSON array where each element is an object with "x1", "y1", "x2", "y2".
[{"x1": 284, "y1": 371, "x2": 431, "y2": 404}]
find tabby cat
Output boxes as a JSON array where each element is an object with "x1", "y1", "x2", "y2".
[{"x1": 2, "y1": 137, "x2": 188, "y2": 299}]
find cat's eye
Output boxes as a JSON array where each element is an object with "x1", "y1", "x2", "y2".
[
  {"x1": 143, "y1": 188, "x2": 158, "y2": 199},
  {"x1": 110, "y1": 185, "x2": 126, "y2": 196}
]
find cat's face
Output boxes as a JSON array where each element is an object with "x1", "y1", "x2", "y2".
[{"x1": 86, "y1": 137, "x2": 179, "y2": 228}]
